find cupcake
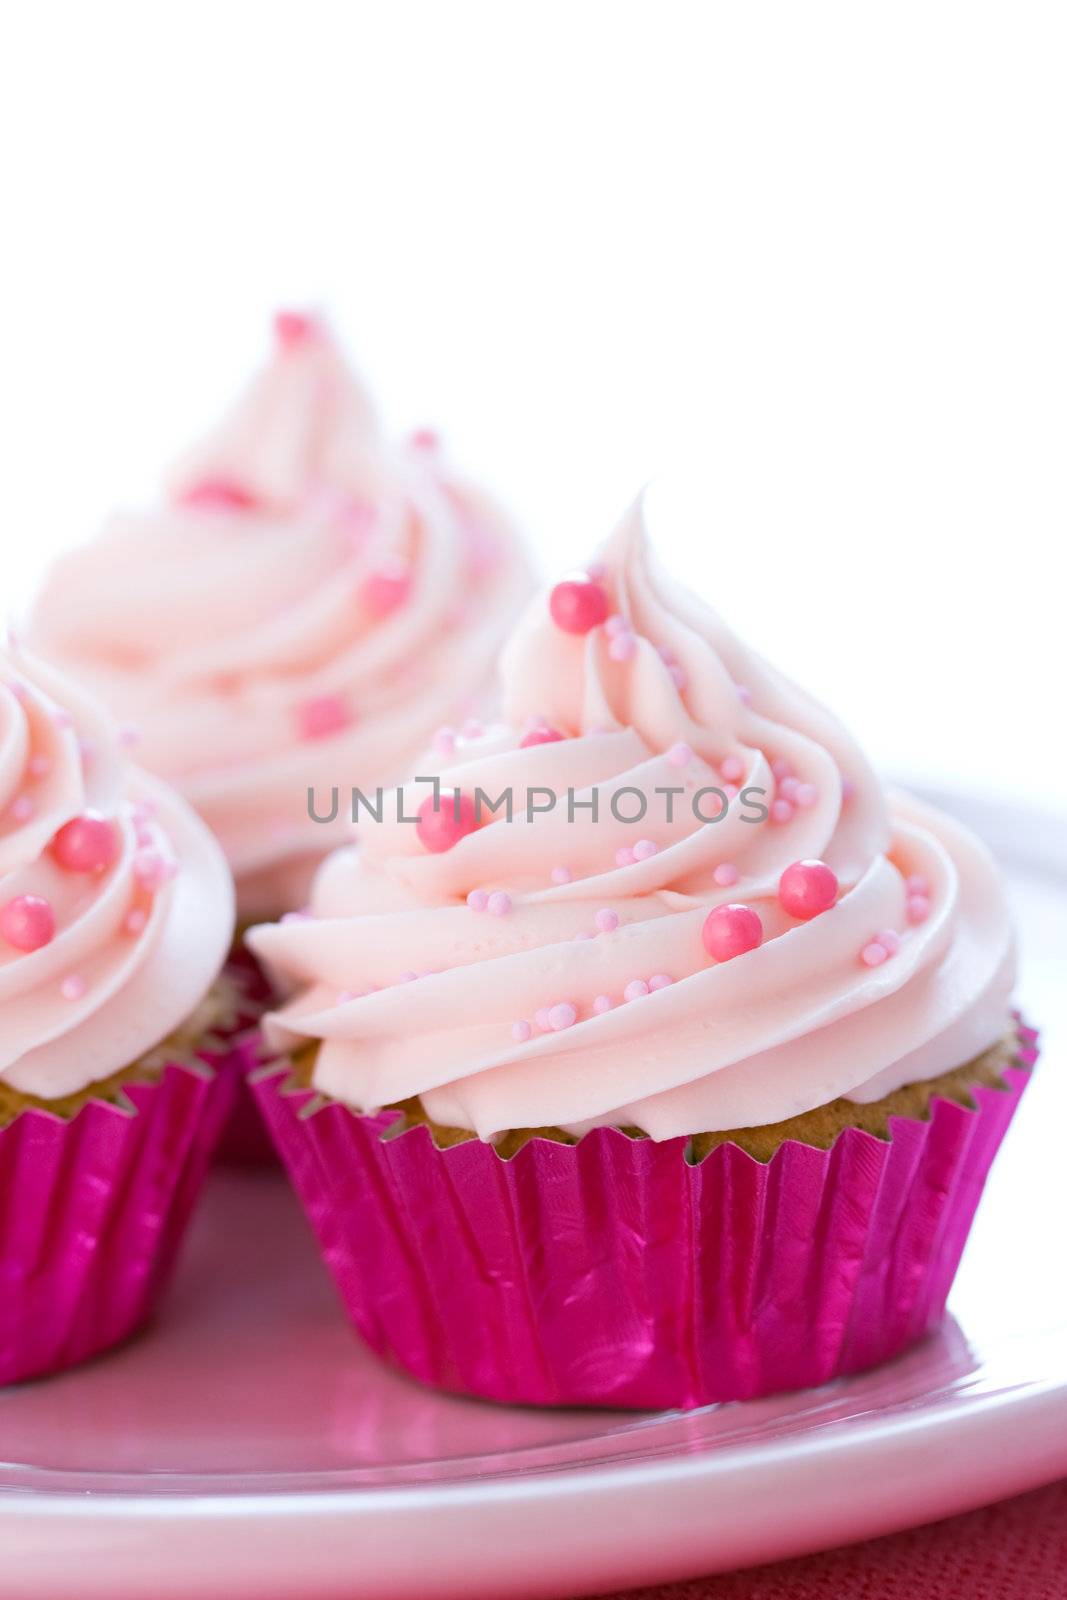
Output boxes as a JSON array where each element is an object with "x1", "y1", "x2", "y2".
[
  {"x1": 29, "y1": 312, "x2": 532, "y2": 1153},
  {"x1": 248, "y1": 496, "x2": 1033, "y2": 1409},
  {"x1": 0, "y1": 647, "x2": 235, "y2": 1384}
]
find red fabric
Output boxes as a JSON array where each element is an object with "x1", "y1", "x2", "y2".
[{"x1": 596, "y1": 1478, "x2": 1067, "y2": 1599}]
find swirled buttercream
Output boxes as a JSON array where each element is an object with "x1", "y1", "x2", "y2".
[
  {"x1": 250, "y1": 496, "x2": 1015, "y2": 1139},
  {"x1": 29, "y1": 314, "x2": 532, "y2": 918},
  {"x1": 0, "y1": 649, "x2": 234, "y2": 1099}
]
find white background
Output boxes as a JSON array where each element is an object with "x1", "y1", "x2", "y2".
[{"x1": 2, "y1": 2, "x2": 1064, "y2": 812}]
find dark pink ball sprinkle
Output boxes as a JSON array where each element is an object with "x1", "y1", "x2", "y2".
[
  {"x1": 702, "y1": 903, "x2": 763, "y2": 962},
  {"x1": 177, "y1": 478, "x2": 257, "y2": 512},
  {"x1": 416, "y1": 791, "x2": 479, "y2": 853},
  {"x1": 520, "y1": 727, "x2": 565, "y2": 748},
  {"x1": 778, "y1": 859, "x2": 839, "y2": 921},
  {"x1": 0, "y1": 894, "x2": 56, "y2": 952},
  {"x1": 50, "y1": 812, "x2": 119, "y2": 874},
  {"x1": 549, "y1": 579, "x2": 609, "y2": 635}
]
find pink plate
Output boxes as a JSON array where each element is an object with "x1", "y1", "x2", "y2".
[{"x1": 0, "y1": 793, "x2": 1064, "y2": 1600}]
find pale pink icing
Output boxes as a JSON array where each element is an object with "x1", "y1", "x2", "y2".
[
  {"x1": 0, "y1": 649, "x2": 234, "y2": 1099},
  {"x1": 250, "y1": 497, "x2": 1015, "y2": 1140},
  {"x1": 29, "y1": 316, "x2": 532, "y2": 919}
]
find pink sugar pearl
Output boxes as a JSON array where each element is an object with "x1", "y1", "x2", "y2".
[
  {"x1": 416, "y1": 791, "x2": 479, "y2": 853},
  {"x1": 10, "y1": 796, "x2": 34, "y2": 823},
  {"x1": 521, "y1": 726, "x2": 565, "y2": 748},
  {"x1": 607, "y1": 631, "x2": 637, "y2": 663},
  {"x1": 702, "y1": 903, "x2": 763, "y2": 962},
  {"x1": 59, "y1": 974, "x2": 87, "y2": 1002},
  {"x1": 648, "y1": 973, "x2": 673, "y2": 991},
  {"x1": 876, "y1": 929, "x2": 902, "y2": 956},
  {"x1": 466, "y1": 889, "x2": 488, "y2": 911},
  {"x1": 624, "y1": 979, "x2": 650, "y2": 1001},
  {"x1": 907, "y1": 894, "x2": 931, "y2": 925},
  {"x1": 511, "y1": 1019, "x2": 532, "y2": 1042},
  {"x1": 592, "y1": 994, "x2": 613, "y2": 1014},
  {"x1": 713, "y1": 862, "x2": 739, "y2": 887},
  {"x1": 905, "y1": 874, "x2": 930, "y2": 896},
  {"x1": 0, "y1": 894, "x2": 56, "y2": 952},
  {"x1": 360, "y1": 563, "x2": 412, "y2": 617},
  {"x1": 778, "y1": 859, "x2": 839, "y2": 921},
  {"x1": 720, "y1": 755, "x2": 744, "y2": 784},
  {"x1": 550, "y1": 865, "x2": 573, "y2": 885},
  {"x1": 50, "y1": 811, "x2": 119, "y2": 874},
  {"x1": 548, "y1": 1002, "x2": 577, "y2": 1031},
  {"x1": 667, "y1": 742, "x2": 692, "y2": 768},
  {"x1": 487, "y1": 891, "x2": 512, "y2": 916},
  {"x1": 409, "y1": 427, "x2": 440, "y2": 452},
  {"x1": 274, "y1": 309, "x2": 316, "y2": 346},
  {"x1": 861, "y1": 941, "x2": 889, "y2": 967},
  {"x1": 615, "y1": 846, "x2": 635, "y2": 867},
  {"x1": 134, "y1": 848, "x2": 176, "y2": 891},
  {"x1": 595, "y1": 908, "x2": 619, "y2": 933},
  {"x1": 604, "y1": 613, "x2": 627, "y2": 637},
  {"x1": 549, "y1": 578, "x2": 609, "y2": 635},
  {"x1": 296, "y1": 694, "x2": 353, "y2": 741},
  {"x1": 178, "y1": 478, "x2": 257, "y2": 512},
  {"x1": 123, "y1": 907, "x2": 148, "y2": 937},
  {"x1": 771, "y1": 758, "x2": 794, "y2": 782},
  {"x1": 632, "y1": 838, "x2": 658, "y2": 862},
  {"x1": 771, "y1": 799, "x2": 795, "y2": 824},
  {"x1": 794, "y1": 782, "x2": 819, "y2": 809},
  {"x1": 432, "y1": 727, "x2": 456, "y2": 756}
]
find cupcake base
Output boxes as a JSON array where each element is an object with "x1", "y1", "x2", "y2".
[
  {"x1": 253, "y1": 1024, "x2": 1037, "y2": 1410},
  {"x1": 0, "y1": 990, "x2": 240, "y2": 1387}
]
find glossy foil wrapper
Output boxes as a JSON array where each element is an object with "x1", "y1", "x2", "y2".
[
  {"x1": 0, "y1": 1048, "x2": 236, "y2": 1388},
  {"x1": 254, "y1": 1025, "x2": 1037, "y2": 1410}
]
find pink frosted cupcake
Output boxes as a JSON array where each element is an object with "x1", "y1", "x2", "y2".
[
  {"x1": 30, "y1": 312, "x2": 532, "y2": 1153},
  {"x1": 0, "y1": 648, "x2": 235, "y2": 1384},
  {"x1": 248, "y1": 496, "x2": 1032, "y2": 1409}
]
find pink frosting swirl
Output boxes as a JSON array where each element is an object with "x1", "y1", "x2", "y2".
[
  {"x1": 29, "y1": 314, "x2": 532, "y2": 918},
  {"x1": 0, "y1": 649, "x2": 234, "y2": 1099},
  {"x1": 251, "y1": 497, "x2": 1015, "y2": 1140}
]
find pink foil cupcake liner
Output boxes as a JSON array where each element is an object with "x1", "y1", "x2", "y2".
[
  {"x1": 214, "y1": 944, "x2": 278, "y2": 1165},
  {"x1": 0, "y1": 1055, "x2": 235, "y2": 1387},
  {"x1": 253, "y1": 1025, "x2": 1036, "y2": 1410}
]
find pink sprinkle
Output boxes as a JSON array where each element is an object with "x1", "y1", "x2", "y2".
[
  {"x1": 28, "y1": 754, "x2": 51, "y2": 779},
  {"x1": 548, "y1": 1002, "x2": 577, "y2": 1031},
  {"x1": 520, "y1": 726, "x2": 565, "y2": 748},
  {"x1": 795, "y1": 782, "x2": 819, "y2": 809},
  {"x1": 10, "y1": 796, "x2": 34, "y2": 823},
  {"x1": 549, "y1": 579, "x2": 608, "y2": 635},
  {"x1": 771, "y1": 758, "x2": 794, "y2": 782},
  {"x1": 907, "y1": 894, "x2": 931, "y2": 925},
  {"x1": 702, "y1": 903, "x2": 763, "y2": 962},
  {"x1": 416, "y1": 790, "x2": 479, "y2": 853},
  {"x1": 296, "y1": 693, "x2": 353, "y2": 742},
  {"x1": 59, "y1": 974, "x2": 87, "y2": 1002},
  {"x1": 461, "y1": 718, "x2": 484, "y2": 740},
  {"x1": 360, "y1": 562, "x2": 412, "y2": 618},
  {"x1": 433, "y1": 727, "x2": 456, "y2": 757},
  {"x1": 409, "y1": 427, "x2": 441, "y2": 452},
  {"x1": 0, "y1": 894, "x2": 55, "y2": 952},
  {"x1": 487, "y1": 891, "x2": 512, "y2": 917},
  {"x1": 595, "y1": 908, "x2": 619, "y2": 933},
  {"x1": 466, "y1": 889, "x2": 488, "y2": 912},
  {"x1": 779, "y1": 776, "x2": 800, "y2": 801},
  {"x1": 274, "y1": 309, "x2": 316, "y2": 347},
  {"x1": 615, "y1": 846, "x2": 635, "y2": 867},
  {"x1": 123, "y1": 908, "x2": 147, "y2": 937},
  {"x1": 633, "y1": 838, "x2": 658, "y2": 861},
  {"x1": 877, "y1": 929, "x2": 902, "y2": 956},
  {"x1": 550, "y1": 865, "x2": 573, "y2": 885},
  {"x1": 592, "y1": 994, "x2": 613, "y2": 1015},
  {"x1": 134, "y1": 848, "x2": 176, "y2": 891},
  {"x1": 861, "y1": 941, "x2": 889, "y2": 967},
  {"x1": 720, "y1": 755, "x2": 744, "y2": 784},
  {"x1": 667, "y1": 742, "x2": 692, "y2": 768},
  {"x1": 50, "y1": 812, "x2": 119, "y2": 874},
  {"x1": 905, "y1": 874, "x2": 930, "y2": 896},
  {"x1": 604, "y1": 613, "x2": 628, "y2": 637},
  {"x1": 736, "y1": 683, "x2": 752, "y2": 706},
  {"x1": 511, "y1": 1019, "x2": 532, "y2": 1042},
  {"x1": 608, "y1": 631, "x2": 637, "y2": 663},
  {"x1": 713, "y1": 862, "x2": 739, "y2": 887},
  {"x1": 771, "y1": 799, "x2": 795, "y2": 824},
  {"x1": 648, "y1": 973, "x2": 673, "y2": 991},
  {"x1": 624, "y1": 979, "x2": 650, "y2": 1002},
  {"x1": 178, "y1": 478, "x2": 257, "y2": 512},
  {"x1": 778, "y1": 859, "x2": 839, "y2": 921}
]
